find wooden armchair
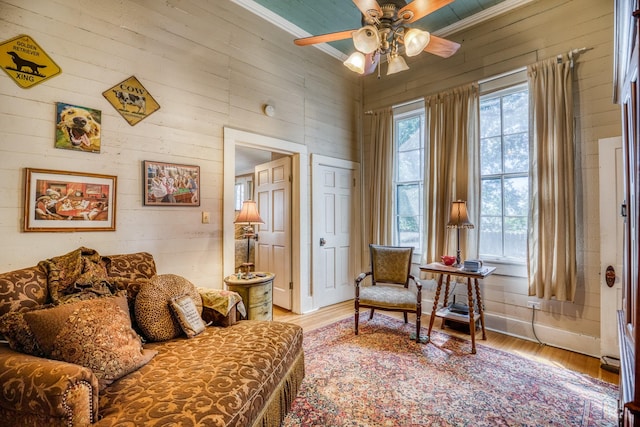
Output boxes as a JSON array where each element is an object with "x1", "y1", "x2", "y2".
[{"x1": 354, "y1": 244, "x2": 423, "y2": 342}]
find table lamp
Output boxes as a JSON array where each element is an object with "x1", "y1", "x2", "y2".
[
  {"x1": 446, "y1": 200, "x2": 474, "y2": 267},
  {"x1": 234, "y1": 200, "x2": 264, "y2": 279}
]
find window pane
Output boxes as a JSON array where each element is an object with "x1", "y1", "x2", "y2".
[
  {"x1": 504, "y1": 217, "x2": 528, "y2": 258},
  {"x1": 397, "y1": 225, "x2": 420, "y2": 249},
  {"x1": 397, "y1": 150, "x2": 421, "y2": 181},
  {"x1": 397, "y1": 117, "x2": 421, "y2": 151},
  {"x1": 502, "y1": 91, "x2": 528, "y2": 135},
  {"x1": 481, "y1": 179, "x2": 502, "y2": 216},
  {"x1": 504, "y1": 133, "x2": 529, "y2": 173},
  {"x1": 481, "y1": 137, "x2": 502, "y2": 175},
  {"x1": 479, "y1": 216, "x2": 502, "y2": 257},
  {"x1": 504, "y1": 177, "x2": 528, "y2": 216},
  {"x1": 480, "y1": 98, "x2": 501, "y2": 138},
  {"x1": 396, "y1": 184, "x2": 420, "y2": 216},
  {"x1": 479, "y1": 83, "x2": 529, "y2": 262}
]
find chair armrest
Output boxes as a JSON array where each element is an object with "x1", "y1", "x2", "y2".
[
  {"x1": 0, "y1": 344, "x2": 99, "y2": 425},
  {"x1": 409, "y1": 274, "x2": 422, "y2": 290},
  {"x1": 355, "y1": 272, "x2": 371, "y2": 287}
]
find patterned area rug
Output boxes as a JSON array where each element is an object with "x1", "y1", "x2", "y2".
[{"x1": 282, "y1": 314, "x2": 618, "y2": 427}]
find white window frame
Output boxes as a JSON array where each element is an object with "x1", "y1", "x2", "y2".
[
  {"x1": 478, "y1": 69, "x2": 529, "y2": 277},
  {"x1": 392, "y1": 100, "x2": 425, "y2": 263}
]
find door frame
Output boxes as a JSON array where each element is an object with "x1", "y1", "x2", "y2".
[
  {"x1": 598, "y1": 136, "x2": 623, "y2": 359},
  {"x1": 311, "y1": 154, "x2": 362, "y2": 309},
  {"x1": 223, "y1": 127, "x2": 311, "y2": 314}
]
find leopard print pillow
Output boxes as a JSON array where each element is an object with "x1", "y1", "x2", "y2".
[{"x1": 134, "y1": 274, "x2": 202, "y2": 342}]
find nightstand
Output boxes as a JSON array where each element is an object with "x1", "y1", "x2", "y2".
[{"x1": 224, "y1": 272, "x2": 274, "y2": 320}]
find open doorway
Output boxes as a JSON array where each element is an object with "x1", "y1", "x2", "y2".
[
  {"x1": 223, "y1": 128, "x2": 312, "y2": 314},
  {"x1": 234, "y1": 147, "x2": 293, "y2": 310}
]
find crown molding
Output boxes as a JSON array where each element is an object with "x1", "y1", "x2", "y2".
[
  {"x1": 230, "y1": 0, "x2": 348, "y2": 60},
  {"x1": 434, "y1": 0, "x2": 535, "y2": 37}
]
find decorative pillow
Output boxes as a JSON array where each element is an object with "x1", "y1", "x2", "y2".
[
  {"x1": 0, "y1": 265, "x2": 48, "y2": 318},
  {"x1": 135, "y1": 274, "x2": 202, "y2": 342},
  {"x1": 0, "y1": 293, "x2": 156, "y2": 390},
  {"x1": 169, "y1": 294, "x2": 206, "y2": 338}
]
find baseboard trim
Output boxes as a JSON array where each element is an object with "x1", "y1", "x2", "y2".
[{"x1": 423, "y1": 304, "x2": 600, "y2": 358}]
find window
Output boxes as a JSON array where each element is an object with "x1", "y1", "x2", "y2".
[
  {"x1": 393, "y1": 103, "x2": 425, "y2": 256},
  {"x1": 479, "y1": 82, "x2": 529, "y2": 263}
]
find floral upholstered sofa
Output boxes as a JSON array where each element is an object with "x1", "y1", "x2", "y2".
[{"x1": 0, "y1": 247, "x2": 304, "y2": 426}]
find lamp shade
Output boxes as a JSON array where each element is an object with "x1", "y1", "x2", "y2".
[
  {"x1": 404, "y1": 28, "x2": 431, "y2": 57},
  {"x1": 446, "y1": 200, "x2": 474, "y2": 229},
  {"x1": 353, "y1": 25, "x2": 380, "y2": 54},
  {"x1": 386, "y1": 54, "x2": 409, "y2": 75},
  {"x1": 234, "y1": 200, "x2": 264, "y2": 225},
  {"x1": 344, "y1": 51, "x2": 366, "y2": 74}
]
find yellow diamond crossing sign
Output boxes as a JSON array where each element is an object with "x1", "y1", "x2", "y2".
[{"x1": 0, "y1": 34, "x2": 61, "y2": 89}]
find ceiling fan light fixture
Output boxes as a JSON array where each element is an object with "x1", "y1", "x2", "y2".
[
  {"x1": 386, "y1": 54, "x2": 409, "y2": 75},
  {"x1": 344, "y1": 51, "x2": 366, "y2": 74},
  {"x1": 352, "y1": 25, "x2": 380, "y2": 54},
  {"x1": 404, "y1": 28, "x2": 431, "y2": 57}
]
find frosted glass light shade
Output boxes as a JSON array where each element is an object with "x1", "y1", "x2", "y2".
[
  {"x1": 404, "y1": 28, "x2": 430, "y2": 57},
  {"x1": 353, "y1": 25, "x2": 380, "y2": 54},
  {"x1": 344, "y1": 52, "x2": 366, "y2": 74},
  {"x1": 386, "y1": 55, "x2": 409, "y2": 75}
]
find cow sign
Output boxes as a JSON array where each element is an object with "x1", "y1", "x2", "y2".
[
  {"x1": 102, "y1": 76, "x2": 160, "y2": 126},
  {"x1": 0, "y1": 34, "x2": 61, "y2": 89}
]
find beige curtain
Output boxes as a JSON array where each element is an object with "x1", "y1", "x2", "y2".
[
  {"x1": 367, "y1": 108, "x2": 394, "y2": 245},
  {"x1": 527, "y1": 57, "x2": 576, "y2": 301},
  {"x1": 422, "y1": 84, "x2": 480, "y2": 265}
]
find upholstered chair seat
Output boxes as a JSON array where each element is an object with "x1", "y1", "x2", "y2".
[{"x1": 355, "y1": 244, "x2": 423, "y2": 342}]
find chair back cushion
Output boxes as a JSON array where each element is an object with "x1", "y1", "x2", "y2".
[{"x1": 370, "y1": 245, "x2": 413, "y2": 286}]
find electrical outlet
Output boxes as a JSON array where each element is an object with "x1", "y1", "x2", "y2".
[
  {"x1": 526, "y1": 301, "x2": 541, "y2": 310},
  {"x1": 202, "y1": 211, "x2": 210, "y2": 224}
]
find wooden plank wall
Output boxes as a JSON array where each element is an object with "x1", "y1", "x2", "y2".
[
  {"x1": 362, "y1": 0, "x2": 619, "y2": 355},
  {"x1": 0, "y1": 0, "x2": 361, "y2": 287}
]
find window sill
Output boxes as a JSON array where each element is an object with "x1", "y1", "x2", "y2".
[{"x1": 480, "y1": 258, "x2": 527, "y2": 278}]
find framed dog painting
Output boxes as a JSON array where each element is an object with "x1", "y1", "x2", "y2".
[
  {"x1": 143, "y1": 161, "x2": 200, "y2": 207},
  {"x1": 24, "y1": 168, "x2": 117, "y2": 232},
  {"x1": 55, "y1": 103, "x2": 102, "y2": 153}
]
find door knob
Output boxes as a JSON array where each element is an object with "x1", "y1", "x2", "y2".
[{"x1": 319, "y1": 238, "x2": 326, "y2": 246}]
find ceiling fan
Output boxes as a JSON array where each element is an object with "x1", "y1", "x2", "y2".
[{"x1": 294, "y1": 0, "x2": 461, "y2": 77}]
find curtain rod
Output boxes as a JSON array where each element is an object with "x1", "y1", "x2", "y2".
[{"x1": 364, "y1": 47, "x2": 592, "y2": 115}]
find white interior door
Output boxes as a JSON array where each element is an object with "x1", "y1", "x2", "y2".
[
  {"x1": 598, "y1": 136, "x2": 623, "y2": 359},
  {"x1": 312, "y1": 155, "x2": 361, "y2": 308},
  {"x1": 255, "y1": 157, "x2": 292, "y2": 310}
]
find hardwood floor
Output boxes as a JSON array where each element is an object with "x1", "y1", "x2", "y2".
[{"x1": 274, "y1": 300, "x2": 619, "y2": 385}]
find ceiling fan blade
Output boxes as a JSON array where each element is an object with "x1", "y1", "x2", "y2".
[
  {"x1": 424, "y1": 35, "x2": 460, "y2": 58},
  {"x1": 294, "y1": 30, "x2": 356, "y2": 46},
  {"x1": 398, "y1": 0, "x2": 454, "y2": 23},
  {"x1": 352, "y1": 0, "x2": 383, "y2": 20}
]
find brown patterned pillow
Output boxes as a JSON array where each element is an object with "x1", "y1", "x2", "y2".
[
  {"x1": 0, "y1": 265, "x2": 48, "y2": 317},
  {"x1": 169, "y1": 294, "x2": 206, "y2": 338},
  {"x1": 0, "y1": 293, "x2": 156, "y2": 390},
  {"x1": 135, "y1": 274, "x2": 202, "y2": 342}
]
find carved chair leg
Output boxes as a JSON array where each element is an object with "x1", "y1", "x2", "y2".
[
  {"x1": 403, "y1": 312, "x2": 408, "y2": 323},
  {"x1": 416, "y1": 311, "x2": 422, "y2": 343},
  {"x1": 355, "y1": 300, "x2": 359, "y2": 335},
  {"x1": 369, "y1": 308, "x2": 375, "y2": 320}
]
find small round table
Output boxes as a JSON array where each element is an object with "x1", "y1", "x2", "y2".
[{"x1": 224, "y1": 272, "x2": 275, "y2": 321}]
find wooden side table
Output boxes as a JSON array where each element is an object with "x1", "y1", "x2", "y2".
[
  {"x1": 419, "y1": 262, "x2": 496, "y2": 354},
  {"x1": 224, "y1": 272, "x2": 274, "y2": 321}
]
